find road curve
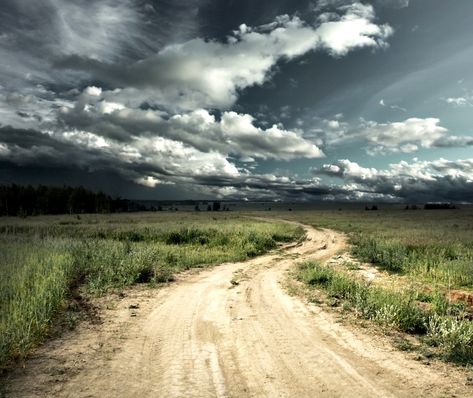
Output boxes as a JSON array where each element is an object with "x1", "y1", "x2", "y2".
[{"x1": 4, "y1": 222, "x2": 472, "y2": 397}]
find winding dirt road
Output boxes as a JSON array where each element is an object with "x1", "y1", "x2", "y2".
[{"x1": 4, "y1": 222, "x2": 472, "y2": 397}]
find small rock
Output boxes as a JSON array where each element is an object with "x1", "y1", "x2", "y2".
[{"x1": 129, "y1": 304, "x2": 140, "y2": 309}]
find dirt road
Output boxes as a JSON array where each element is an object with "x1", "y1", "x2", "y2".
[{"x1": 4, "y1": 222, "x2": 472, "y2": 397}]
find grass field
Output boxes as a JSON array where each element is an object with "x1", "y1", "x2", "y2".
[
  {"x1": 0, "y1": 212, "x2": 303, "y2": 369},
  {"x1": 2, "y1": 206, "x2": 473, "y2": 368},
  {"x1": 264, "y1": 206, "x2": 473, "y2": 363},
  {"x1": 268, "y1": 206, "x2": 473, "y2": 290}
]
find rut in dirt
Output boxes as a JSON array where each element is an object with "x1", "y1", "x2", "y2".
[{"x1": 4, "y1": 222, "x2": 472, "y2": 398}]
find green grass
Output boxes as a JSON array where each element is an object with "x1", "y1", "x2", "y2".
[
  {"x1": 298, "y1": 262, "x2": 427, "y2": 333},
  {"x1": 0, "y1": 212, "x2": 303, "y2": 369},
  {"x1": 275, "y1": 206, "x2": 473, "y2": 364},
  {"x1": 298, "y1": 261, "x2": 473, "y2": 363},
  {"x1": 268, "y1": 207, "x2": 473, "y2": 290}
]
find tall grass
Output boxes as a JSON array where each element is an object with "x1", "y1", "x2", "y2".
[
  {"x1": 298, "y1": 262, "x2": 426, "y2": 333},
  {"x1": 351, "y1": 234, "x2": 473, "y2": 287},
  {"x1": 0, "y1": 213, "x2": 303, "y2": 369},
  {"x1": 0, "y1": 240, "x2": 73, "y2": 367},
  {"x1": 298, "y1": 261, "x2": 473, "y2": 363},
  {"x1": 271, "y1": 208, "x2": 473, "y2": 289}
]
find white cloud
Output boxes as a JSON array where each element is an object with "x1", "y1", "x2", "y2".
[
  {"x1": 61, "y1": 130, "x2": 110, "y2": 149},
  {"x1": 169, "y1": 109, "x2": 325, "y2": 160},
  {"x1": 59, "y1": 103, "x2": 324, "y2": 161},
  {"x1": 84, "y1": 86, "x2": 102, "y2": 97},
  {"x1": 379, "y1": 98, "x2": 406, "y2": 112},
  {"x1": 315, "y1": 158, "x2": 473, "y2": 202},
  {"x1": 320, "y1": 116, "x2": 473, "y2": 155},
  {"x1": 0, "y1": 143, "x2": 10, "y2": 155},
  {"x1": 98, "y1": 101, "x2": 125, "y2": 114},
  {"x1": 51, "y1": 0, "x2": 145, "y2": 61},
  {"x1": 89, "y1": 4, "x2": 393, "y2": 111},
  {"x1": 316, "y1": 3, "x2": 393, "y2": 56},
  {"x1": 445, "y1": 96, "x2": 473, "y2": 107},
  {"x1": 363, "y1": 117, "x2": 446, "y2": 149}
]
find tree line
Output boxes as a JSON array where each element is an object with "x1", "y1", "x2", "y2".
[{"x1": 0, "y1": 184, "x2": 146, "y2": 216}]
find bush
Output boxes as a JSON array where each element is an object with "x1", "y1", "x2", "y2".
[{"x1": 426, "y1": 314, "x2": 473, "y2": 361}]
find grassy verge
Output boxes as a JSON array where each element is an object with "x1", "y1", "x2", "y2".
[
  {"x1": 0, "y1": 213, "x2": 303, "y2": 369},
  {"x1": 269, "y1": 208, "x2": 473, "y2": 290},
  {"x1": 298, "y1": 261, "x2": 473, "y2": 364}
]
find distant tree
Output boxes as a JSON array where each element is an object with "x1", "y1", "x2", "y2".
[
  {"x1": 371, "y1": 205, "x2": 378, "y2": 211},
  {"x1": 0, "y1": 184, "x2": 145, "y2": 216},
  {"x1": 212, "y1": 201, "x2": 221, "y2": 211},
  {"x1": 194, "y1": 204, "x2": 200, "y2": 211},
  {"x1": 207, "y1": 204, "x2": 212, "y2": 211}
]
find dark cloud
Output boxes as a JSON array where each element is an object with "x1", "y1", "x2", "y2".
[{"x1": 1, "y1": 0, "x2": 473, "y2": 202}]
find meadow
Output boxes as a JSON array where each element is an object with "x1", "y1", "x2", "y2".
[
  {"x1": 0, "y1": 212, "x2": 303, "y2": 369},
  {"x1": 266, "y1": 205, "x2": 473, "y2": 363},
  {"x1": 2, "y1": 205, "x2": 473, "y2": 369},
  {"x1": 269, "y1": 206, "x2": 473, "y2": 290}
]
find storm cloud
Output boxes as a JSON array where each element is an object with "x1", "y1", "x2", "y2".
[{"x1": 1, "y1": 0, "x2": 473, "y2": 201}]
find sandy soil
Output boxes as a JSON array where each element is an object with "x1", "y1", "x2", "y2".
[{"x1": 2, "y1": 222, "x2": 472, "y2": 397}]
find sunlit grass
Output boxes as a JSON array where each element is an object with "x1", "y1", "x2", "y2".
[{"x1": 0, "y1": 213, "x2": 303, "y2": 368}]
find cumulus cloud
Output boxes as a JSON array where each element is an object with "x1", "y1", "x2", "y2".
[
  {"x1": 168, "y1": 110, "x2": 324, "y2": 160},
  {"x1": 316, "y1": 3, "x2": 393, "y2": 56},
  {"x1": 0, "y1": 1, "x2": 391, "y2": 194},
  {"x1": 320, "y1": 116, "x2": 473, "y2": 155},
  {"x1": 0, "y1": 125, "x2": 329, "y2": 199},
  {"x1": 360, "y1": 117, "x2": 447, "y2": 154},
  {"x1": 3, "y1": 123, "x2": 472, "y2": 202},
  {"x1": 57, "y1": 4, "x2": 393, "y2": 111},
  {"x1": 314, "y1": 158, "x2": 473, "y2": 202},
  {"x1": 0, "y1": 125, "x2": 239, "y2": 185},
  {"x1": 0, "y1": 119, "x2": 319, "y2": 195},
  {"x1": 58, "y1": 97, "x2": 324, "y2": 161}
]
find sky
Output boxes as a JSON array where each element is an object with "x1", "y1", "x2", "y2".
[{"x1": 1, "y1": 0, "x2": 473, "y2": 202}]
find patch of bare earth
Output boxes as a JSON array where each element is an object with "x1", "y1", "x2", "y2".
[{"x1": 2, "y1": 222, "x2": 472, "y2": 397}]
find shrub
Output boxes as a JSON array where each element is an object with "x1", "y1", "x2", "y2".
[{"x1": 426, "y1": 314, "x2": 473, "y2": 361}]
